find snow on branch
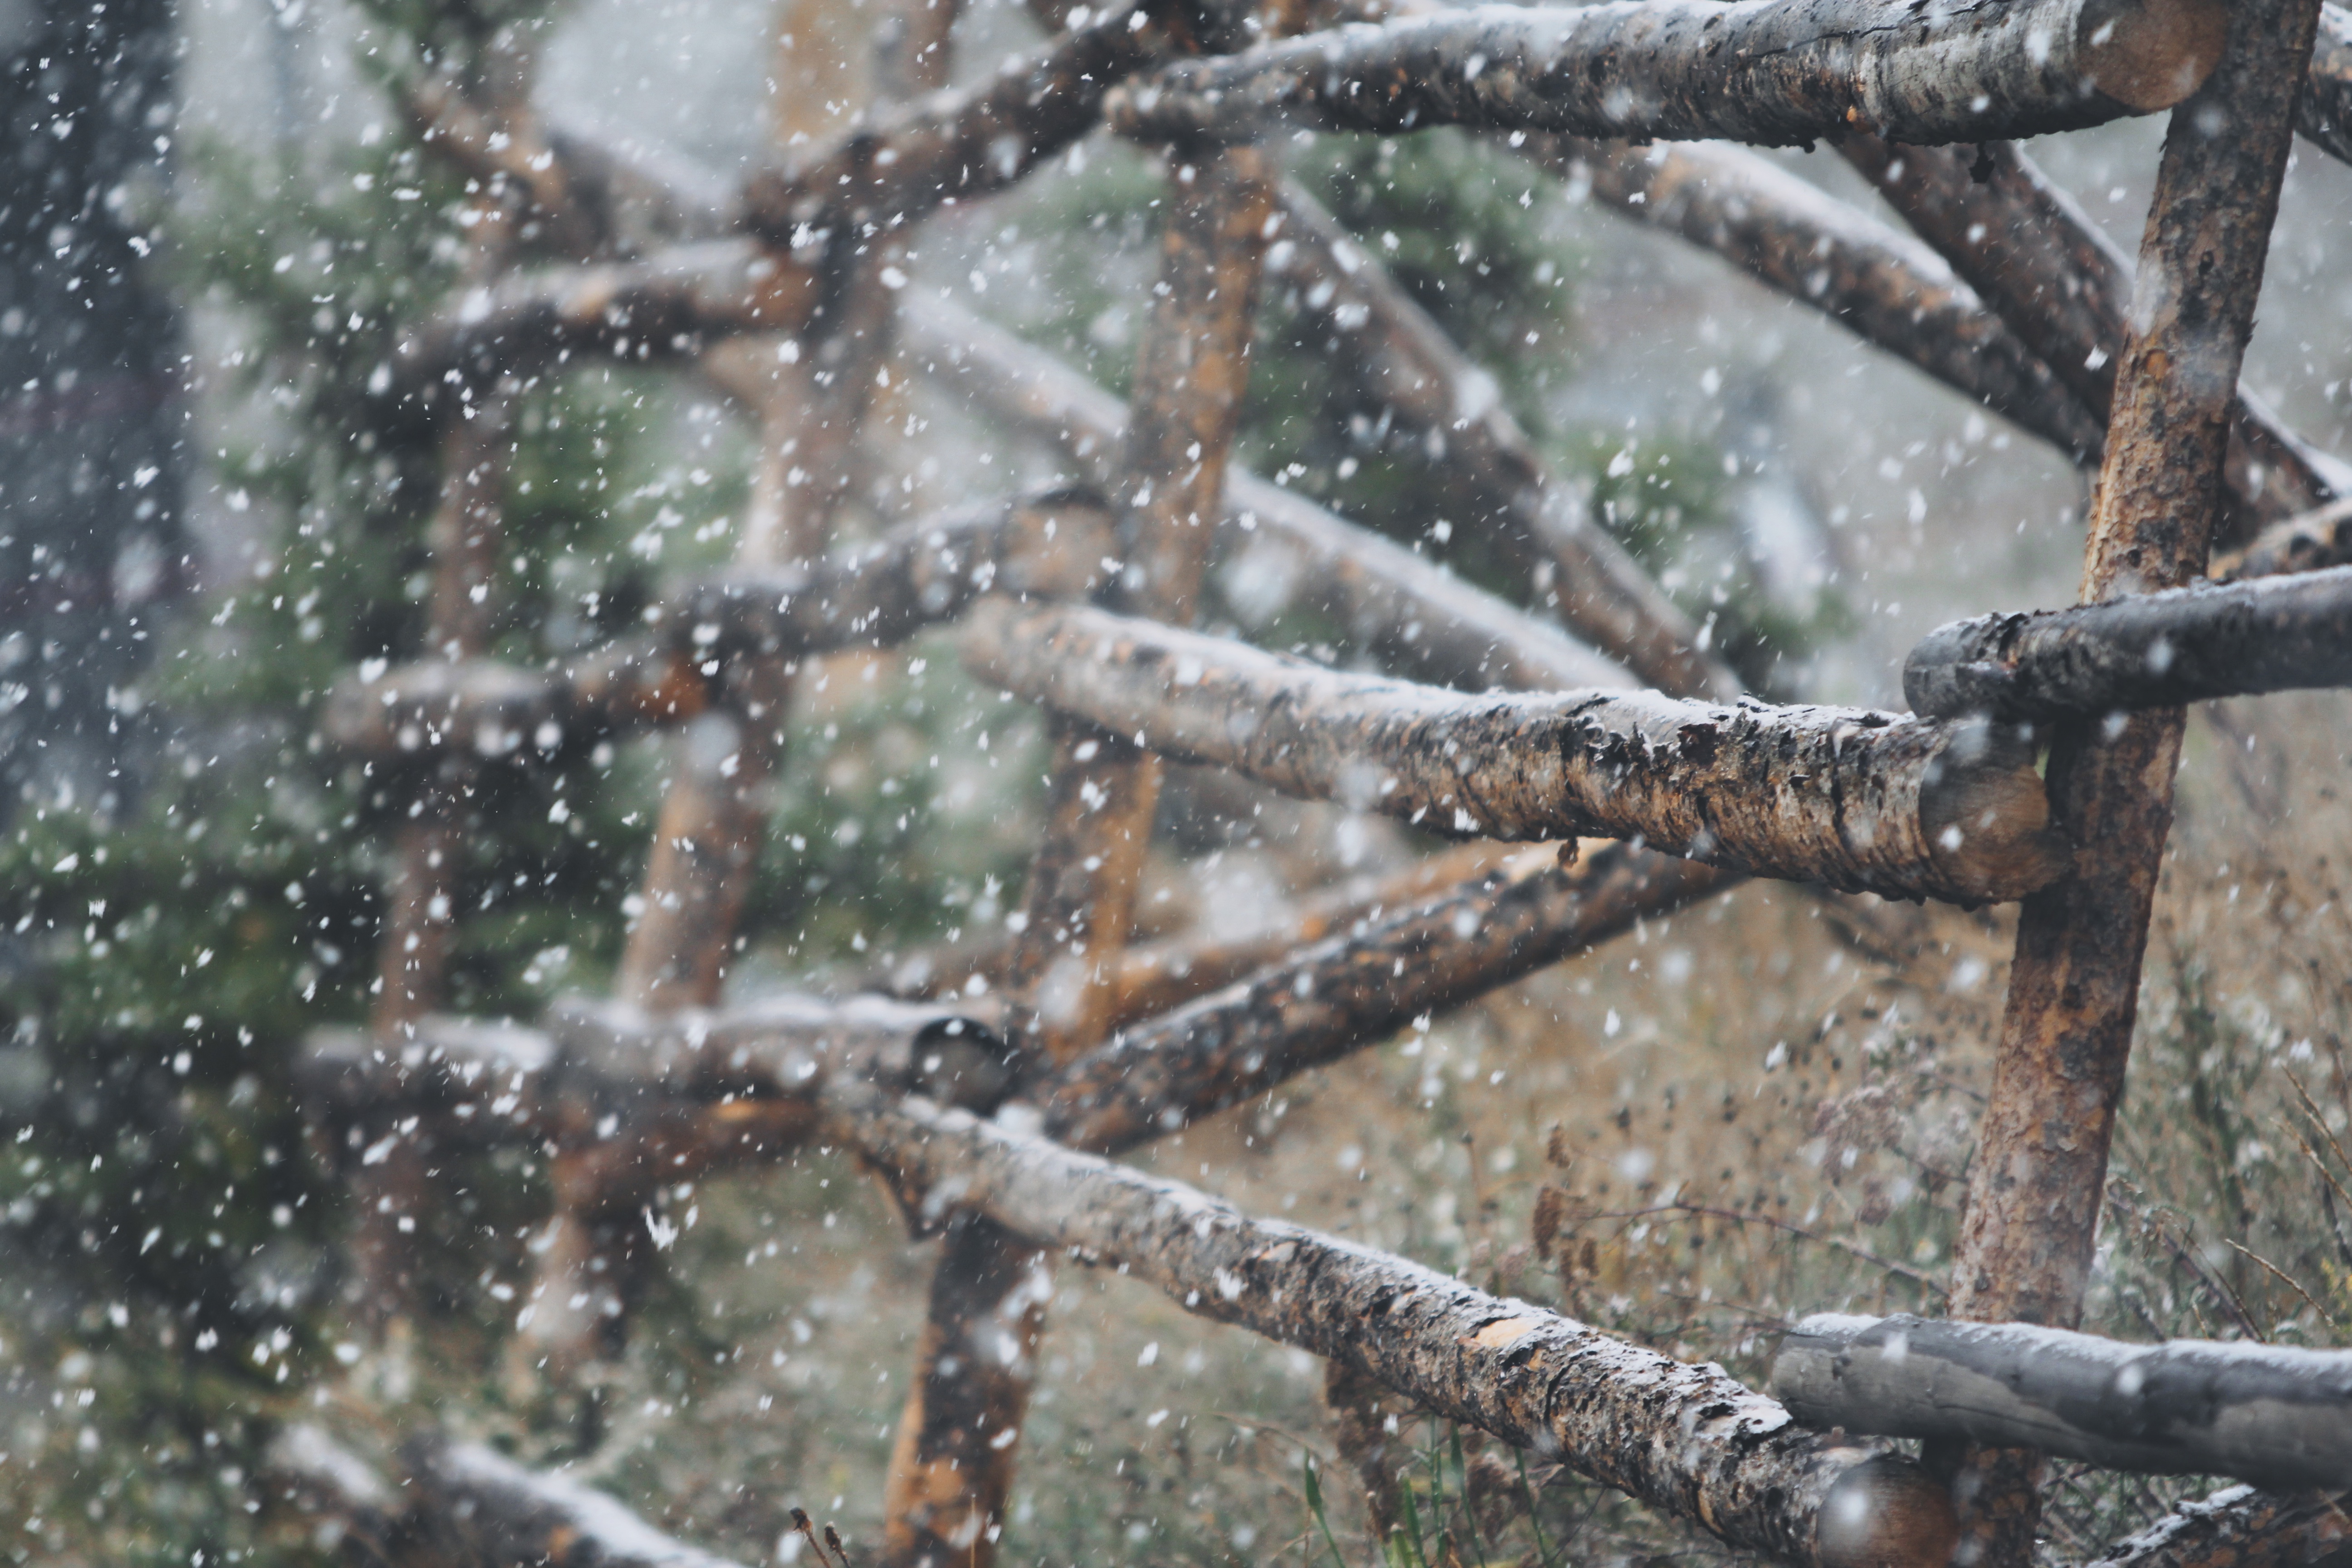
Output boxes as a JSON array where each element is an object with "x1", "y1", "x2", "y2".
[
  {"x1": 957, "y1": 599, "x2": 2068, "y2": 904},
  {"x1": 1903, "y1": 563, "x2": 2352, "y2": 720},
  {"x1": 1773, "y1": 1313, "x2": 2352, "y2": 1490},
  {"x1": 1106, "y1": 0, "x2": 2228, "y2": 149}
]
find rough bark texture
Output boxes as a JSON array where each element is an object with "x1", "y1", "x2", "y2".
[
  {"x1": 902, "y1": 293, "x2": 1634, "y2": 692},
  {"x1": 400, "y1": 1434, "x2": 754, "y2": 1568},
  {"x1": 2218, "y1": 497, "x2": 2352, "y2": 581},
  {"x1": 1107, "y1": 0, "x2": 2228, "y2": 148},
  {"x1": 1772, "y1": 1313, "x2": 2352, "y2": 1490},
  {"x1": 2297, "y1": 5, "x2": 2352, "y2": 169},
  {"x1": 1274, "y1": 184, "x2": 1735, "y2": 698},
  {"x1": 1950, "y1": 2, "x2": 2323, "y2": 1559},
  {"x1": 2082, "y1": 1486, "x2": 2352, "y2": 1568},
  {"x1": 1839, "y1": 134, "x2": 2344, "y2": 536},
  {"x1": 834, "y1": 1091, "x2": 1959, "y2": 1568},
  {"x1": 962, "y1": 600, "x2": 2067, "y2": 904},
  {"x1": 1904, "y1": 564, "x2": 2352, "y2": 720},
  {"x1": 1531, "y1": 137, "x2": 2106, "y2": 465},
  {"x1": 1037, "y1": 841, "x2": 1731, "y2": 1152}
]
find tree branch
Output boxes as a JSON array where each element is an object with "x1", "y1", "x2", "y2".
[
  {"x1": 2078, "y1": 1485, "x2": 2352, "y2": 1568},
  {"x1": 1106, "y1": 0, "x2": 2228, "y2": 148},
  {"x1": 959, "y1": 599, "x2": 2066, "y2": 904}
]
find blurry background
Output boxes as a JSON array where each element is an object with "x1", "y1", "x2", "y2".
[{"x1": 2, "y1": 0, "x2": 2350, "y2": 1562}]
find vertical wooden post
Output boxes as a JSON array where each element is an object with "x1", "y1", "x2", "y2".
[
  {"x1": 1944, "y1": 5, "x2": 2322, "y2": 1561},
  {"x1": 877, "y1": 140, "x2": 1279, "y2": 1568}
]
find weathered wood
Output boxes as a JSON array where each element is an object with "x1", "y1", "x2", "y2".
[
  {"x1": 1838, "y1": 135, "x2": 2345, "y2": 535},
  {"x1": 903, "y1": 294, "x2": 1634, "y2": 693},
  {"x1": 2298, "y1": 5, "x2": 2352, "y2": 169},
  {"x1": 1904, "y1": 564, "x2": 2352, "y2": 720},
  {"x1": 1005, "y1": 143, "x2": 1280, "y2": 1063},
  {"x1": 403, "y1": 1434, "x2": 754, "y2": 1568},
  {"x1": 832, "y1": 1089, "x2": 1958, "y2": 1568},
  {"x1": 1949, "y1": 1, "x2": 2323, "y2": 1558},
  {"x1": 2219, "y1": 498, "x2": 2352, "y2": 582},
  {"x1": 1037, "y1": 841, "x2": 1731, "y2": 1152},
  {"x1": 1530, "y1": 137, "x2": 2107, "y2": 466},
  {"x1": 319, "y1": 640, "x2": 707, "y2": 760},
  {"x1": 1274, "y1": 184, "x2": 1735, "y2": 699},
  {"x1": 2082, "y1": 1485, "x2": 2352, "y2": 1568},
  {"x1": 960, "y1": 600, "x2": 2066, "y2": 904},
  {"x1": 1107, "y1": 0, "x2": 2227, "y2": 148},
  {"x1": 1772, "y1": 1313, "x2": 2352, "y2": 1490}
]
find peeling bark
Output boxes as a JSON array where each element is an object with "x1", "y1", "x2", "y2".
[
  {"x1": 834, "y1": 1091, "x2": 1958, "y2": 1568},
  {"x1": 1839, "y1": 134, "x2": 2345, "y2": 537},
  {"x1": 1274, "y1": 185, "x2": 1735, "y2": 699},
  {"x1": 961, "y1": 600, "x2": 2066, "y2": 904},
  {"x1": 1037, "y1": 841, "x2": 1731, "y2": 1152},
  {"x1": 1107, "y1": 0, "x2": 2227, "y2": 148},
  {"x1": 1950, "y1": 1, "x2": 2323, "y2": 1558},
  {"x1": 1773, "y1": 1313, "x2": 2352, "y2": 1490},
  {"x1": 2080, "y1": 1486, "x2": 2352, "y2": 1568},
  {"x1": 1904, "y1": 564, "x2": 2352, "y2": 720},
  {"x1": 1529, "y1": 137, "x2": 2107, "y2": 466},
  {"x1": 903, "y1": 294, "x2": 1634, "y2": 693}
]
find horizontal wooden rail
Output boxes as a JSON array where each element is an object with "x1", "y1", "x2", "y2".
[
  {"x1": 318, "y1": 490, "x2": 1114, "y2": 760},
  {"x1": 900, "y1": 294, "x2": 1635, "y2": 693},
  {"x1": 1106, "y1": 0, "x2": 2226, "y2": 148},
  {"x1": 2219, "y1": 498, "x2": 2352, "y2": 582},
  {"x1": 832, "y1": 1088, "x2": 1956, "y2": 1568},
  {"x1": 958, "y1": 600, "x2": 2066, "y2": 903},
  {"x1": 1035, "y1": 840, "x2": 1731, "y2": 1151},
  {"x1": 1773, "y1": 1313, "x2": 2352, "y2": 1490},
  {"x1": 1903, "y1": 563, "x2": 2352, "y2": 720}
]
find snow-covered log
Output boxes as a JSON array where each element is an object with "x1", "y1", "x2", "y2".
[
  {"x1": 959, "y1": 600, "x2": 2067, "y2": 904},
  {"x1": 1773, "y1": 1313, "x2": 2352, "y2": 1490},
  {"x1": 1903, "y1": 564, "x2": 2352, "y2": 720},
  {"x1": 830, "y1": 1090, "x2": 1957, "y2": 1568},
  {"x1": 1106, "y1": 0, "x2": 2228, "y2": 148},
  {"x1": 902, "y1": 294, "x2": 1636, "y2": 693},
  {"x1": 2081, "y1": 1485, "x2": 2352, "y2": 1568}
]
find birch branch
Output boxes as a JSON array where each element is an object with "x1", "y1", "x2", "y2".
[
  {"x1": 832, "y1": 1090, "x2": 1957, "y2": 1568},
  {"x1": 903, "y1": 294, "x2": 1634, "y2": 693},
  {"x1": 1106, "y1": 0, "x2": 2228, "y2": 148},
  {"x1": 1903, "y1": 564, "x2": 2352, "y2": 720},
  {"x1": 1772, "y1": 1313, "x2": 2352, "y2": 1490},
  {"x1": 2081, "y1": 1485, "x2": 2352, "y2": 1568},
  {"x1": 1273, "y1": 184, "x2": 1736, "y2": 698},
  {"x1": 1527, "y1": 137, "x2": 2107, "y2": 466},
  {"x1": 959, "y1": 599, "x2": 2067, "y2": 904},
  {"x1": 1838, "y1": 135, "x2": 2346, "y2": 534}
]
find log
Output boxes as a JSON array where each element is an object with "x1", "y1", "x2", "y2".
[
  {"x1": 402, "y1": 1434, "x2": 754, "y2": 1568},
  {"x1": 959, "y1": 599, "x2": 2067, "y2": 904},
  {"x1": 1528, "y1": 137, "x2": 2107, "y2": 466},
  {"x1": 318, "y1": 639, "x2": 707, "y2": 760},
  {"x1": 902, "y1": 294, "x2": 1634, "y2": 693},
  {"x1": 2081, "y1": 1485, "x2": 2352, "y2": 1568},
  {"x1": 1273, "y1": 184, "x2": 1736, "y2": 699},
  {"x1": 1838, "y1": 135, "x2": 2345, "y2": 535},
  {"x1": 2218, "y1": 499, "x2": 2352, "y2": 583},
  {"x1": 1106, "y1": 0, "x2": 2228, "y2": 149},
  {"x1": 1946, "y1": 0, "x2": 2323, "y2": 1558},
  {"x1": 2298, "y1": 5, "x2": 2352, "y2": 169},
  {"x1": 1037, "y1": 841, "x2": 1732, "y2": 1152},
  {"x1": 1903, "y1": 564, "x2": 2352, "y2": 721},
  {"x1": 828, "y1": 1089, "x2": 1959, "y2": 1568},
  {"x1": 1771, "y1": 1313, "x2": 2352, "y2": 1490}
]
